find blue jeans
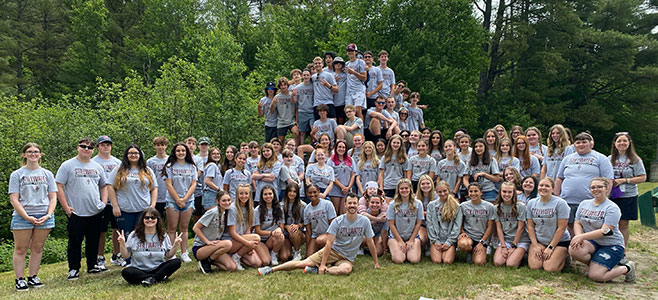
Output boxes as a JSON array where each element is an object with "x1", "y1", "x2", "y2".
[{"x1": 116, "y1": 211, "x2": 143, "y2": 235}]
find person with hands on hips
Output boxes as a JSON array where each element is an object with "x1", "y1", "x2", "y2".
[{"x1": 118, "y1": 208, "x2": 182, "y2": 286}]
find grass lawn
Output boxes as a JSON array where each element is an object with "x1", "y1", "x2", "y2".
[{"x1": 1, "y1": 182, "x2": 657, "y2": 299}]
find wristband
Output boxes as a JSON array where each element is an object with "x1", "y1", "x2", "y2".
[
  {"x1": 547, "y1": 244, "x2": 554, "y2": 250},
  {"x1": 510, "y1": 243, "x2": 517, "y2": 248},
  {"x1": 626, "y1": 178, "x2": 630, "y2": 184}
]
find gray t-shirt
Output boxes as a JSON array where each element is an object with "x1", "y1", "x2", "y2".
[
  {"x1": 8, "y1": 167, "x2": 57, "y2": 216},
  {"x1": 378, "y1": 67, "x2": 395, "y2": 98},
  {"x1": 345, "y1": 59, "x2": 367, "y2": 95},
  {"x1": 164, "y1": 162, "x2": 197, "y2": 204},
  {"x1": 526, "y1": 195, "x2": 571, "y2": 245},
  {"x1": 379, "y1": 154, "x2": 411, "y2": 190},
  {"x1": 92, "y1": 155, "x2": 121, "y2": 175},
  {"x1": 467, "y1": 158, "x2": 500, "y2": 192},
  {"x1": 542, "y1": 146, "x2": 575, "y2": 180},
  {"x1": 254, "y1": 206, "x2": 284, "y2": 232},
  {"x1": 246, "y1": 157, "x2": 259, "y2": 174},
  {"x1": 203, "y1": 163, "x2": 223, "y2": 191},
  {"x1": 426, "y1": 199, "x2": 463, "y2": 245},
  {"x1": 497, "y1": 156, "x2": 520, "y2": 172},
  {"x1": 357, "y1": 160, "x2": 379, "y2": 189},
  {"x1": 253, "y1": 161, "x2": 282, "y2": 203},
  {"x1": 312, "y1": 118, "x2": 338, "y2": 143},
  {"x1": 460, "y1": 200, "x2": 495, "y2": 241},
  {"x1": 367, "y1": 208, "x2": 389, "y2": 234},
  {"x1": 333, "y1": 71, "x2": 348, "y2": 106},
  {"x1": 107, "y1": 167, "x2": 157, "y2": 213},
  {"x1": 260, "y1": 96, "x2": 278, "y2": 127},
  {"x1": 364, "y1": 108, "x2": 392, "y2": 130},
  {"x1": 435, "y1": 159, "x2": 467, "y2": 192},
  {"x1": 327, "y1": 214, "x2": 374, "y2": 262},
  {"x1": 343, "y1": 117, "x2": 364, "y2": 136},
  {"x1": 193, "y1": 207, "x2": 226, "y2": 247},
  {"x1": 557, "y1": 150, "x2": 614, "y2": 205},
  {"x1": 304, "y1": 199, "x2": 336, "y2": 238},
  {"x1": 55, "y1": 157, "x2": 107, "y2": 217},
  {"x1": 222, "y1": 168, "x2": 251, "y2": 200},
  {"x1": 387, "y1": 200, "x2": 425, "y2": 241},
  {"x1": 327, "y1": 158, "x2": 356, "y2": 197},
  {"x1": 279, "y1": 164, "x2": 300, "y2": 191},
  {"x1": 192, "y1": 155, "x2": 205, "y2": 197},
  {"x1": 274, "y1": 92, "x2": 296, "y2": 128},
  {"x1": 366, "y1": 66, "x2": 383, "y2": 97},
  {"x1": 312, "y1": 71, "x2": 337, "y2": 106},
  {"x1": 146, "y1": 156, "x2": 168, "y2": 203},
  {"x1": 406, "y1": 106, "x2": 424, "y2": 132},
  {"x1": 126, "y1": 232, "x2": 172, "y2": 271},
  {"x1": 283, "y1": 201, "x2": 306, "y2": 225},
  {"x1": 222, "y1": 205, "x2": 251, "y2": 240},
  {"x1": 518, "y1": 155, "x2": 541, "y2": 177},
  {"x1": 305, "y1": 163, "x2": 335, "y2": 190},
  {"x1": 609, "y1": 155, "x2": 646, "y2": 198},
  {"x1": 494, "y1": 202, "x2": 530, "y2": 244},
  {"x1": 575, "y1": 199, "x2": 624, "y2": 247},
  {"x1": 408, "y1": 155, "x2": 437, "y2": 181},
  {"x1": 529, "y1": 144, "x2": 548, "y2": 163},
  {"x1": 295, "y1": 82, "x2": 314, "y2": 113}
]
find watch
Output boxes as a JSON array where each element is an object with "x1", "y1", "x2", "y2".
[{"x1": 547, "y1": 244, "x2": 554, "y2": 250}]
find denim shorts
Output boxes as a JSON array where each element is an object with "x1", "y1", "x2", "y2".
[
  {"x1": 202, "y1": 190, "x2": 218, "y2": 210},
  {"x1": 166, "y1": 201, "x2": 194, "y2": 213},
  {"x1": 589, "y1": 240, "x2": 625, "y2": 270},
  {"x1": 11, "y1": 213, "x2": 55, "y2": 230},
  {"x1": 482, "y1": 190, "x2": 498, "y2": 202}
]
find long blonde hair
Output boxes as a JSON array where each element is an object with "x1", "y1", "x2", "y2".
[
  {"x1": 384, "y1": 135, "x2": 407, "y2": 164},
  {"x1": 393, "y1": 178, "x2": 417, "y2": 214},
  {"x1": 415, "y1": 175, "x2": 436, "y2": 203},
  {"x1": 234, "y1": 184, "x2": 254, "y2": 227},
  {"x1": 547, "y1": 124, "x2": 571, "y2": 157},
  {"x1": 359, "y1": 141, "x2": 380, "y2": 170},
  {"x1": 436, "y1": 181, "x2": 459, "y2": 222}
]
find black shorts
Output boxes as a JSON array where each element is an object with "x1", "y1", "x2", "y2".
[
  {"x1": 193, "y1": 196, "x2": 204, "y2": 217},
  {"x1": 364, "y1": 127, "x2": 386, "y2": 143},
  {"x1": 313, "y1": 104, "x2": 336, "y2": 120},
  {"x1": 265, "y1": 126, "x2": 278, "y2": 143},
  {"x1": 384, "y1": 189, "x2": 396, "y2": 199},
  {"x1": 155, "y1": 202, "x2": 167, "y2": 220},
  {"x1": 100, "y1": 204, "x2": 118, "y2": 230},
  {"x1": 277, "y1": 124, "x2": 295, "y2": 137},
  {"x1": 335, "y1": 105, "x2": 346, "y2": 119},
  {"x1": 611, "y1": 196, "x2": 638, "y2": 220},
  {"x1": 367, "y1": 98, "x2": 377, "y2": 109}
]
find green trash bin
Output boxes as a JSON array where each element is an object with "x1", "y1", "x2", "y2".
[{"x1": 638, "y1": 189, "x2": 657, "y2": 227}]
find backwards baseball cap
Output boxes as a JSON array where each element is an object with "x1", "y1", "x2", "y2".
[
  {"x1": 365, "y1": 181, "x2": 378, "y2": 189},
  {"x1": 346, "y1": 43, "x2": 358, "y2": 52},
  {"x1": 265, "y1": 81, "x2": 277, "y2": 91},
  {"x1": 199, "y1": 137, "x2": 210, "y2": 145},
  {"x1": 97, "y1": 135, "x2": 112, "y2": 144}
]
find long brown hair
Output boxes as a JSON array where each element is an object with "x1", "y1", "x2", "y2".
[
  {"x1": 546, "y1": 124, "x2": 570, "y2": 157},
  {"x1": 384, "y1": 135, "x2": 407, "y2": 164},
  {"x1": 134, "y1": 208, "x2": 166, "y2": 243},
  {"x1": 610, "y1": 133, "x2": 640, "y2": 164},
  {"x1": 114, "y1": 145, "x2": 154, "y2": 191},
  {"x1": 513, "y1": 135, "x2": 531, "y2": 170},
  {"x1": 257, "y1": 143, "x2": 278, "y2": 170},
  {"x1": 495, "y1": 182, "x2": 519, "y2": 218}
]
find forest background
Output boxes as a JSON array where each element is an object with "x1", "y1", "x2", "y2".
[{"x1": 0, "y1": 0, "x2": 657, "y2": 247}]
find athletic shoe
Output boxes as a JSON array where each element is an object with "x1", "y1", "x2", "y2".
[
  {"x1": 292, "y1": 250, "x2": 302, "y2": 261},
  {"x1": 141, "y1": 276, "x2": 156, "y2": 287},
  {"x1": 258, "y1": 266, "x2": 273, "y2": 276},
  {"x1": 231, "y1": 253, "x2": 245, "y2": 271},
  {"x1": 87, "y1": 266, "x2": 107, "y2": 274},
  {"x1": 97, "y1": 255, "x2": 106, "y2": 269},
  {"x1": 356, "y1": 248, "x2": 364, "y2": 256},
  {"x1": 15, "y1": 278, "x2": 28, "y2": 292},
  {"x1": 270, "y1": 251, "x2": 279, "y2": 266},
  {"x1": 625, "y1": 261, "x2": 636, "y2": 283},
  {"x1": 180, "y1": 252, "x2": 192, "y2": 263},
  {"x1": 198, "y1": 259, "x2": 213, "y2": 274},
  {"x1": 27, "y1": 275, "x2": 44, "y2": 288},
  {"x1": 67, "y1": 270, "x2": 79, "y2": 281},
  {"x1": 111, "y1": 254, "x2": 127, "y2": 267},
  {"x1": 303, "y1": 266, "x2": 318, "y2": 274}
]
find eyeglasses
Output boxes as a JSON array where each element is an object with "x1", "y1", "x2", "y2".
[
  {"x1": 25, "y1": 151, "x2": 41, "y2": 154},
  {"x1": 144, "y1": 216, "x2": 157, "y2": 220},
  {"x1": 364, "y1": 55, "x2": 372, "y2": 58},
  {"x1": 127, "y1": 152, "x2": 140, "y2": 156},
  {"x1": 78, "y1": 145, "x2": 94, "y2": 150},
  {"x1": 495, "y1": 129, "x2": 504, "y2": 132}
]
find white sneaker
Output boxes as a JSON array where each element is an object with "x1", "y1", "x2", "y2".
[
  {"x1": 270, "y1": 251, "x2": 279, "y2": 266},
  {"x1": 231, "y1": 253, "x2": 244, "y2": 271},
  {"x1": 292, "y1": 250, "x2": 302, "y2": 261},
  {"x1": 180, "y1": 252, "x2": 192, "y2": 263},
  {"x1": 96, "y1": 255, "x2": 106, "y2": 268},
  {"x1": 356, "y1": 248, "x2": 364, "y2": 256}
]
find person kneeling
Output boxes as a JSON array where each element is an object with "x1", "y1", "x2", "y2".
[
  {"x1": 259, "y1": 193, "x2": 379, "y2": 276},
  {"x1": 119, "y1": 208, "x2": 182, "y2": 287}
]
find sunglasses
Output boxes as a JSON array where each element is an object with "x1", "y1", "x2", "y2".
[
  {"x1": 78, "y1": 145, "x2": 94, "y2": 150},
  {"x1": 376, "y1": 101, "x2": 386, "y2": 104},
  {"x1": 144, "y1": 216, "x2": 157, "y2": 221},
  {"x1": 401, "y1": 134, "x2": 409, "y2": 137}
]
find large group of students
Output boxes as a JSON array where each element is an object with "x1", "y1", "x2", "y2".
[{"x1": 8, "y1": 44, "x2": 647, "y2": 291}]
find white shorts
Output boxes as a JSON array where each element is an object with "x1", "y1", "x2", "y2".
[
  {"x1": 497, "y1": 241, "x2": 530, "y2": 251},
  {"x1": 347, "y1": 92, "x2": 367, "y2": 108}
]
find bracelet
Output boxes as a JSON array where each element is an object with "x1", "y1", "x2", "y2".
[
  {"x1": 547, "y1": 244, "x2": 554, "y2": 250},
  {"x1": 626, "y1": 178, "x2": 630, "y2": 184},
  {"x1": 510, "y1": 243, "x2": 517, "y2": 248}
]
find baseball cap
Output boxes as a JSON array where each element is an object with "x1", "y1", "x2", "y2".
[
  {"x1": 97, "y1": 136, "x2": 112, "y2": 144},
  {"x1": 199, "y1": 137, "x2": 210, "y2": 145},
  {"x1": 346, "y1": 43, "x2": 358, "y2": 52}
]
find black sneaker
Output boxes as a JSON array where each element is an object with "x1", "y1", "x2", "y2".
[
  {"x1": 198, "y1": 259, "x2": 213, "y2": 274},
  {"x1": 67, "y1": 270, "x2": 79, "y2": 281},
  {"x1": 87, "y1": 266, "x2": 107, "y2": 274},
  {"x1": 27, "y1": 275, "x2": 44, "y2": 288},
  {"x1": 15, "y1": 278, "x2": 28, "y2": 291},
  {"x1": 141, "y1": 276, "x2": 156, "y2": 287}
]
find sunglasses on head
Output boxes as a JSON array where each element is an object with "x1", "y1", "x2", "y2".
[
  {"x1": 78, "y1": 145, "x2": 94, "y2": 150},
  {"x1": 144, "y1": 215, "x2": 157, "y2": 221}
]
